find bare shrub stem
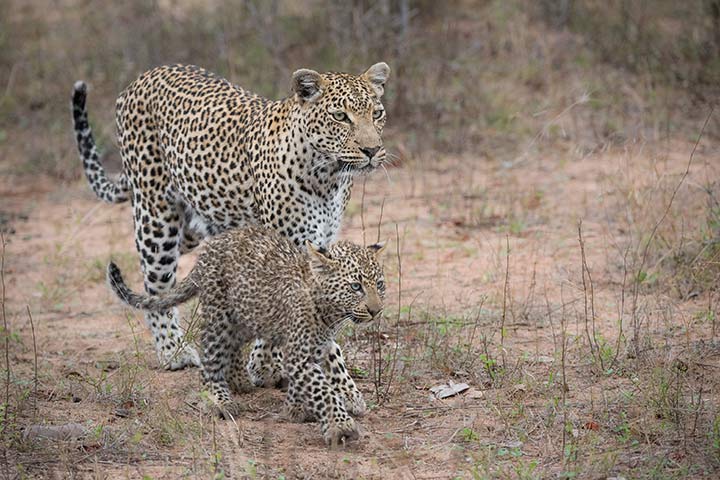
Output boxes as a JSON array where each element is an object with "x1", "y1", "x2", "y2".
[
  {"x1": 578, "y1": 220, "x2": 602, "y2": 370},
  {"x1": 500, "y1": 234, "x2": 509, "y2": 370},
  {"x1": 1, "y1": 233, "x2": 9, "y2": 435},
  {"x1": 26, "y1": 306, "x2": 38, "y2": 420}
]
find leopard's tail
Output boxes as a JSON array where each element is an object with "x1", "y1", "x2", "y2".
[
  {"x1": 107, "y1": 262, "x2": 199, "y2": 312},
  {"x1": 72, "y1": 81, "x2": 130, "y2": 204}
]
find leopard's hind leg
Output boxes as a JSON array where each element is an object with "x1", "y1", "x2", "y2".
[
  {"x1": 118, "y1": 108, "x2": 199, "y2": 370},
  {"x1": 200, "y1": 307, "x2": 249, "y2": 418}
]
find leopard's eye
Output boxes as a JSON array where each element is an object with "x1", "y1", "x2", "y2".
[
  {"x1": 372, "y1": 109, "x2": 384, "y2": 120},
  {"x1": 376, "y1": 279, "x2": 385, "y2": 290},
  {"x1": 332, "y1": 111, "x2": 350, "y2": 123},
  {"x1": 350, "y1": 282, "x2": 363, "y2": 292}
]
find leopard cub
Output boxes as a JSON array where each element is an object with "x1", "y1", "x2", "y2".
[{"x1": 107, "y1": 226, "x2": 386, "y2": 446}]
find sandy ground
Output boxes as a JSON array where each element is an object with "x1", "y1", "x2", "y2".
[{"x1": 2, "y1": 140, "x2": 719, "y2": 478}]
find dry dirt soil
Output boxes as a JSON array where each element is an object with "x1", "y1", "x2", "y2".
[{"x1": 2, "y1": 140, "x2": 720, "y2": 479}]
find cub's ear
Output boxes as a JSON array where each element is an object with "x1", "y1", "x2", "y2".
[
  {"x1": 362, "y1": 62, "x2": 390, "y2": 97},
  {"x1": 292, "y1": 69, "x2": 325, "y2": 104},
  {"x1": 306, "y1": 240, "x2": 334, "y2": 271},
  {"x1": 367, "y1": 240, "x2": 388, "y2": 258}
]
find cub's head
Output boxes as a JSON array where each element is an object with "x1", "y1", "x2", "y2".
[
  {"x1": 306, "y1": 239, "x2": 387, "y2": 325},
  {"x1": 292, "y1": 63, "x2": 390, "y2": 173}
]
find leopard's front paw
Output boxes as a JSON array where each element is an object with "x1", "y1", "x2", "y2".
[
  {"x1": 345, "y1": 390, "x2": 366, "y2": 417},
  {"x1": 323, "y1": 417, "x2": 359, "y2": 447}
]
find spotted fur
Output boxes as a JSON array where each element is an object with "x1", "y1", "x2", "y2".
[
  {"x1": 107, "y1": 226, "x2": 386, "y2": 446},
  {"x1": 72, "y1": 63, "x2": 390, "y2": 370}
]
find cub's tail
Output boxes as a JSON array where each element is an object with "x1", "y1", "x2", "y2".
[
  {"x1": 72, "y1": 81, "x2": 130, "y2": 203},
  {"x1": 107, "y1": 262, "x2": 199, "y2": 312}
]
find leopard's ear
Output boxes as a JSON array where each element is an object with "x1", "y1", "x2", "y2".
[
  {"x1": 292, "y1": 69, "x2": 325, "y2": 104},
  {"x1": 306, "y1": 240, "x2": 334, "y2": 272},
  {"x1": 362, "y1": 62, "x2": 390, "y2": 98},
  {"x1": 367, "y1": 240, "x2": 388, "y2": 258}
]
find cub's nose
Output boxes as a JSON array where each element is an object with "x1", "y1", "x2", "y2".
[
  {"x1": 359, "y1": 146, "x2": 380, "y2": 159},
  {"x1": 368, "y1": 307, "x2": 381, "y2": 318}
]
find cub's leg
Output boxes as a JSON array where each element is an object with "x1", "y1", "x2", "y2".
[
  {"x1": 282, "y1": 378, "x2": 315, "y2": 423},
  {"x1": 246, "y1": 339, "x2": 284, "y2": 387},
  {"x1": 200, "y1": 308, "x2": 246, "y2": 418},
  {"x1": 324, "y1": 342, "x2": 366, "y2": 417},
  {"x1": 283, "y1": 341, "x2": 365, "y2": 418},
  {"x1": 284, "y1": 334, "x2": 358, "y2": 446},
  {"x1": 227, "y1": 346, "x2": 256, "y2": 395}
]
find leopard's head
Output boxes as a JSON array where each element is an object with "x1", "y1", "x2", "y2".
[
  {"x1": 305, "y1": 239, "x2": 387, "y2": 326},
  {"x1": 292, "y1": 63, "x2": 390, "y2": 173}
]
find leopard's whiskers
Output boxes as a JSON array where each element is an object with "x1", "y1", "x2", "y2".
[
  {"x1": 308, "y1": 158, "x2": 337, "y2": 177},
  {"x1": 329, "y1": 314, "x2": 354, "y2": 336}
]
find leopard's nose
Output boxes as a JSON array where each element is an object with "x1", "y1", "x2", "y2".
[
  {"x1": 359, "y1": 146, "x2": 380, "y2": 159},
  {"x1": 368, "y1": 307, "x2": 381, "y2": 318}
]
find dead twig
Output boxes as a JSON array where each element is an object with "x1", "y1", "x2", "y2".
[{"x1": 376, "y1": 195, "x2": 386, "y2": 244}]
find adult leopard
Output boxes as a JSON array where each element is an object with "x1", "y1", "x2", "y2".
[{"x1": 72, "y1": 63, "x2": 390, "y2": 370}]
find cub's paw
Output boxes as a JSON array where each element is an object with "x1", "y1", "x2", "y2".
[
  {"x1": 162, "y1": 344, "x2": 201, "y2": 370},
  {"x1": 323, "y1": 417, "x2": 359, "y2": 448}
]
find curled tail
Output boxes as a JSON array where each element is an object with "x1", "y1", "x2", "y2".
[
  {"x1": 72, "y1": 81, "x2": 130, "y2": 203},
  {"x1": 107, "y1": 262, "x2": 199, "y2": 312}
]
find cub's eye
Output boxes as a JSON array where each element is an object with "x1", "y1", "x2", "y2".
[
  {"x1": 332, "y1": 111, "x2": 350, "y2": 122},
  {"x1": 350, "y1": 282, "x2": 363, "y2": 292},
  {"x1": 372, "y1": 109, "x2": 384, "y2": 120},
  {"x1": 376, "y1": 280, "x2": 385, "y2": 290}
]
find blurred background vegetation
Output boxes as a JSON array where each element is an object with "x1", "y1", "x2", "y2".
[{"x1": 2, "y1": 0, "x2": 719, "y2": 179}]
